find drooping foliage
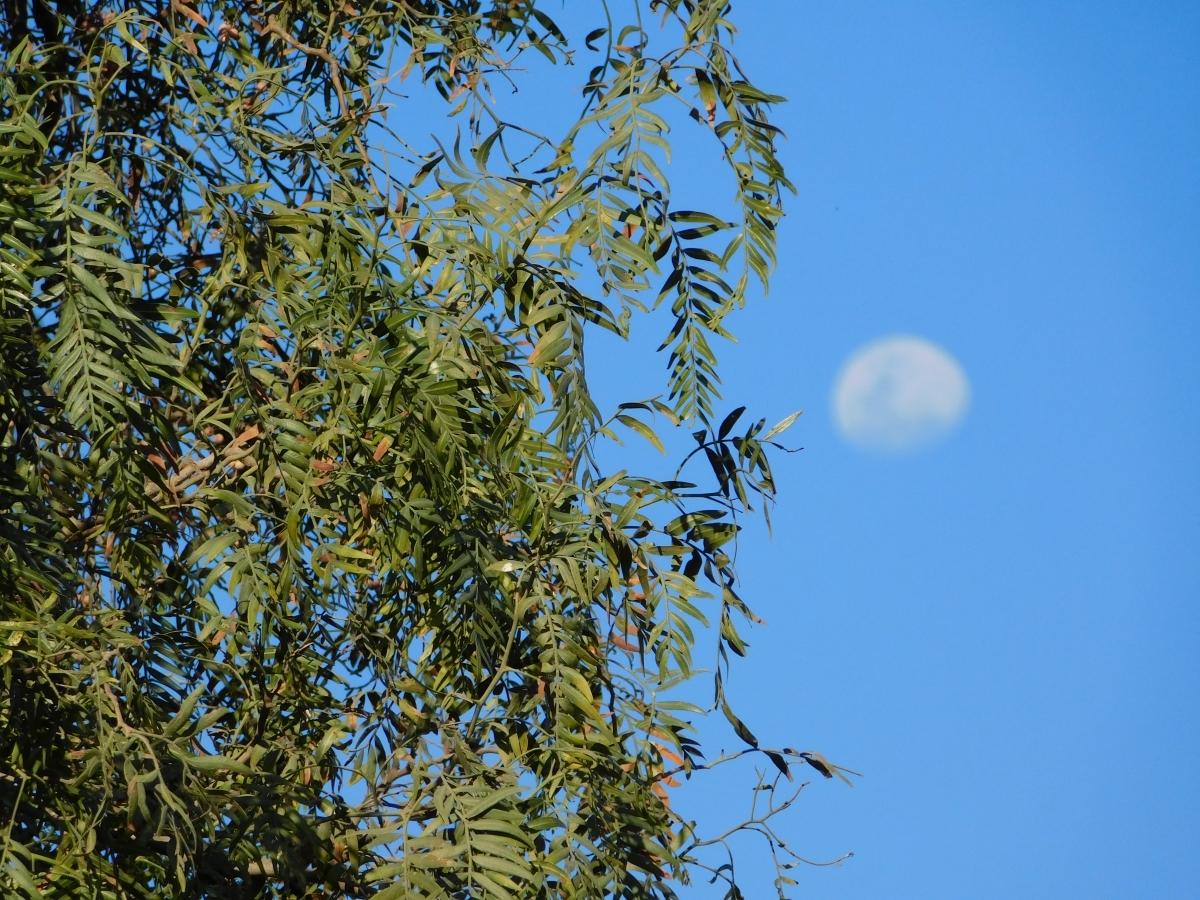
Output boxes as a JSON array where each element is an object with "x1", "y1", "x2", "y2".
[{"x1": 0, "y1": 1, "x2": 839, "y2": 897}]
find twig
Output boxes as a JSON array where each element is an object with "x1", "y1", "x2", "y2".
[
  {"x1": 101, "y1": 684, "x2": 135, "y2": 736},
  {"x1": 263, "y1": 15, "x2": 383, "y2": 194},
  {"x1": 264, "y1": 16, "x2": 349, "y2": 120}
]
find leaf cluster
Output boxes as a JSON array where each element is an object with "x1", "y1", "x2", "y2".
[{"x1": 0, "y1": 2, "x2": 828, "y2": 898}]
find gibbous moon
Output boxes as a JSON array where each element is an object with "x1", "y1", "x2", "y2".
[{"x1": 833, "y1": 335, "x2": 970, "y2": 452}]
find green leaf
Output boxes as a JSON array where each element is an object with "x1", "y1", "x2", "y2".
[
  {"x1": 187, "y1": 532, "x2": 239, "y2": 567},
  {"x1": 162, "y1": 685, "x2": 206, "y2": 737},
  {"x1": 4, "y1": 857, "x2": 42, "y2": 898},
  {"x1": 763, "y1": 409, "x2": 802, "y2": 441},
  {"x1": 616, "y1": 414, "x2": 666, "y2": 455},
  {"x1": 765, "y1": 750, "x2": 792, "y2": 781},
  {"x1": 722, "y1": 701, "x2": 759, "y2": 748}
]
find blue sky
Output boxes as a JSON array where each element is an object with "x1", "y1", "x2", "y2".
[{"x1": 584, "y1": 2, "x2": 1198, "y2": 897}]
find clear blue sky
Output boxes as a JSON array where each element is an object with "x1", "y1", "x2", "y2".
[{"x1": 586, "y1": 2, "x2": 1199, "y2": 897}]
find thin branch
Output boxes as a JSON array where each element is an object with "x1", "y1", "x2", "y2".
[{"x1": 264, "y1": 16, "x2": 349, "y2": 120}]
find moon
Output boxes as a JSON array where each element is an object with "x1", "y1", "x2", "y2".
[{"x1": 833, "y1": 335, "x2": 970, "y2": 453}]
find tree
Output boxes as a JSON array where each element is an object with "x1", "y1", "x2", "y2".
[{"x1": 0, "y1": 1, "x2": 836, "y2": 897}]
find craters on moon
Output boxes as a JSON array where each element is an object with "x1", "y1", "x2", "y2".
[{"x1": 833, "y1": 335, "x2": 970, "y2": 453}]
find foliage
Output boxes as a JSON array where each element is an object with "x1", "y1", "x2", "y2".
[{"x1": 0, "y1": 0, "x2": 835, "y2": 897}]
